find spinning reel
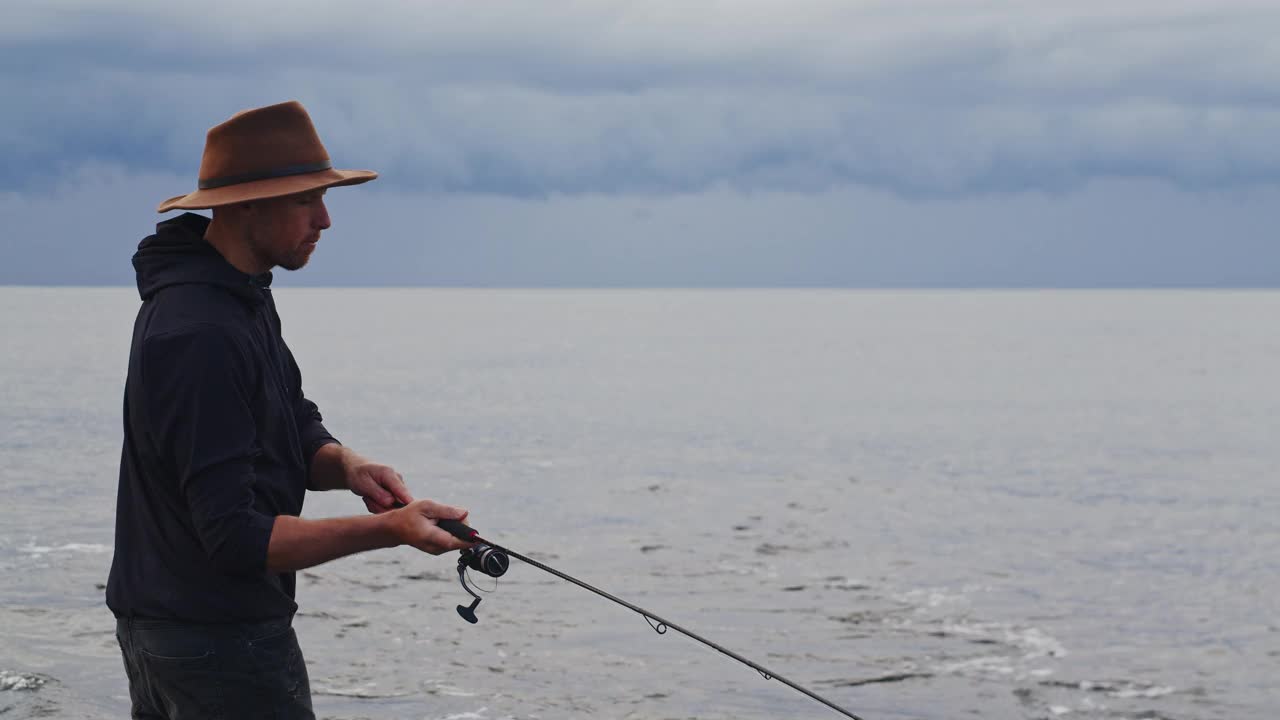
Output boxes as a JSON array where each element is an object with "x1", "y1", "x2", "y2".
[{"x1": 454, "y1": 536, "x2": 509, "y2": 623}]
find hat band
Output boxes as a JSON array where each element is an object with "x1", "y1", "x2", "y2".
[{"x1": 198, "y1": 161, "x2": 334, "y2": 190}]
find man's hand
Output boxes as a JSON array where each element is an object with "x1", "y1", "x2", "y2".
[
  {"x1": 387, "y1": 500, "x2": 472, "y2": 555},
  {"x1": 307, "y1": 444, "x2": 414, "y2": 512},
  {"x1": 265, "y1": 499, "x2": 472, "y2": 572},
  {"x1": 347, "y1": 461, "x2": 414, "y2": 514}
]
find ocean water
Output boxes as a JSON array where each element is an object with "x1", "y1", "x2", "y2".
[{"x1": 0, "y1": 287, "x2": 1276, "y2": 720}]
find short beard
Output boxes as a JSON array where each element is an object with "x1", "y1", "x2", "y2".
[
  {"x1": 276, "y1": 251, "x2": 309, "y2": 272},
  {"x1": 243, "y1": 226, "x2": 309, "y2": 272}
]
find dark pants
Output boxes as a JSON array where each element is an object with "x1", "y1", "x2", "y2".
[{"x1": 115, "y1": 616, "x2": 314, "y2": 720}]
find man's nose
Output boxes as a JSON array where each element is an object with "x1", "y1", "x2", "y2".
[{"x1": 315, "y1": 198, "x2": 332, "y2": 230}]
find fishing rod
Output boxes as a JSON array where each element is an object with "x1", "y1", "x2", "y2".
[{"x1": 433, "y1": 518, "x2": 866, "y2": 720}]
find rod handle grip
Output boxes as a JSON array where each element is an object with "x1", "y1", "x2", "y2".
[
  {"x1": 437, "y1": 518, "x2": 479, "y2": 541},
  {"x1": 389, "y1": 503, "x2": 478, "y2": 542}
]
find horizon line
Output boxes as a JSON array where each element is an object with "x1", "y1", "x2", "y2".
[{"x1": 3, "y1": 283, "x2": 1278, "y2": 291}]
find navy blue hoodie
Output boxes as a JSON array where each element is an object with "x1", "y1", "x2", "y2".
[{"x1": 106, "y1": 212, "x2": 338, "y2": 622}]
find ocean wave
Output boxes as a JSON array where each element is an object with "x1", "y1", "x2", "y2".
[
  {"x1": 934, "y1": 619, "x2": 1067, "y2": 659},
  {"x1": 311, "y1": 682, "x2": 411, "y2": 698},
  {"x1": 19, "y1": 541, "x2": 111, "y2": 555},
  {"x1": 435, "y1": 710, "x2": 489, "y2": 720},
  {"x1": 1042, "y1": 678, "x2": 1177, "y2": 699},
  {"x1": 0, "y1": 670, "x2": 51, "y2": 692}
]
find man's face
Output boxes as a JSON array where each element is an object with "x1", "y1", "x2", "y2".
[{"x1": 244, "y1": 189, "x2": 331, "y2": 272}]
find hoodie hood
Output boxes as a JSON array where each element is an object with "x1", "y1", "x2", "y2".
[{"x1": 133, "y1": 213, "x2": 271, "y2": 303}]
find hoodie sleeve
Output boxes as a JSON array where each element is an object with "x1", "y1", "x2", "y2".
[
  {"x1": 281, "y1": 342, "x2": 340, "y2": 481},
  {"x1": 141, "y1": 324, "x2": 276, "y2": 577}
]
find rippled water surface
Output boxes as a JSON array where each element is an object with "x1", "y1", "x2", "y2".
[{"x1": 1, "y1": 288, "x2": 1277, "y2": 719}]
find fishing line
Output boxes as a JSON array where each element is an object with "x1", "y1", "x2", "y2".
[{"x1": 436, "y1": 518, "x2": 866, "y2": 720}]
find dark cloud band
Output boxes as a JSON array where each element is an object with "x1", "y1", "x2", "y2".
[{"x1": 4, "y1": 1, "x2": 1279, "y2": 198}]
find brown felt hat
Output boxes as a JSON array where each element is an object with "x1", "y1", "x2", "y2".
[{"x1": 157, "y1": 100, "x2": 377, "y2": 213}]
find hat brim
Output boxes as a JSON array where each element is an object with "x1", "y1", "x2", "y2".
[{"x1": 157, "y1": 168, "x2": 377, "y2": 213}]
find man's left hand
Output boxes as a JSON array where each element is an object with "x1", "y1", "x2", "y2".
[{"x1": 348, "y1": 462, "x2": 414, "y2": 514}]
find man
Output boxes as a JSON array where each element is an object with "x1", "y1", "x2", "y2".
[{"x1": 106, "y1": 100, "x2": 471, "y2": 719}]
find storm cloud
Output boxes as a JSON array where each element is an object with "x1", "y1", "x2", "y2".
[
  {"x1": 3, "y1": 1, "x2": 1278, "y2": 286},
  {"x1": 6, "y1": 1, "x2": 1280, "y2": 196}
]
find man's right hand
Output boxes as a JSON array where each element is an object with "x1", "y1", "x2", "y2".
[
  {"x1": 388, "y1": 500, "x2": 472, "y2": 555},
  {"x1": 266, "y1": 500, "x2": 473, "y2": 573}
]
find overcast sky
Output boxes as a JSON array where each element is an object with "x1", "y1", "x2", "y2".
[{"x1": 3, "y1": 0, "x2": 1278, "y2": 287}]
